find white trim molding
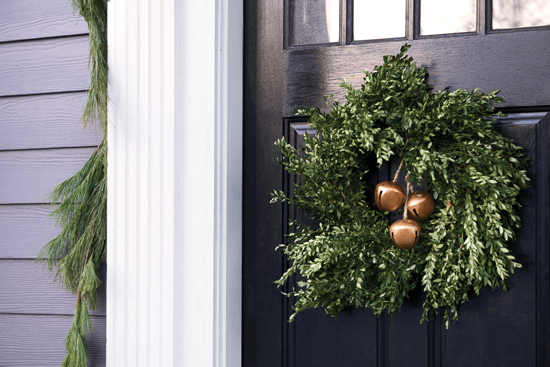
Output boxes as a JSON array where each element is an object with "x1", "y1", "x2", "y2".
[{"x1": 107, "y1": 1, "x2": 243, "y2": 366}]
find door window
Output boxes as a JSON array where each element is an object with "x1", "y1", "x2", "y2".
[
  {"x1": 420, "y1": 0, "x2": 476, "y2": 35},
  {"x1": 492, "y1": 0, "x2": 550, "y2": 29},
  {"x1": 354, "y1": 0, "x2": 406, "y2": 40},
  {"x1": 290, "y1": 0, "x2": 340, "y2": 45},
  {"x1": 287, "y1": 0, "x2": 550, "y2": 47}
]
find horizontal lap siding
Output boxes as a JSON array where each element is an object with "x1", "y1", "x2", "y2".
[
  {"x1": 0, "y1": 260, "x2": 106, "y2": 316},
  {"x1": 0, "y1": 1, "x2": 105, "y2": 366},
  {"x1": 0, "y1": 147, "x2": 97, "y2": 204},
  {"x1": 0, "y1": 0, "x2": 88, "y2": 42},
  {"x1": 0, "y1": 205, "x2": 59, "y2": 258},
  {"x1": 0, "y1": 92, "x2": 102, "y2": 150},
  {"x1": 0, "y1": 36, "x2": 90, "y2": 97},
  {"x1": 0, "y1": 315, "x2": 106, "y2": 367}
]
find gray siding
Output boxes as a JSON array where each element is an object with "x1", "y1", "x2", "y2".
[
  {"x1": 0, "y1": 315, "x2": 106, "y2": 367},
  {"x1": 0, "y1": 92, "x2": 99, "y2": 150},
  {"x1": 0, "y1": 37, "x2": 90, "y2": 96},
  {"x1": 0, "y1": 0, "x2": 88, "y2": 42},
  {"x1": 0, "y1": 1, "x2": 105, "y2": 366},
  {"x1": 0, "y1": 147, "x2": 97, "y2": 204}
]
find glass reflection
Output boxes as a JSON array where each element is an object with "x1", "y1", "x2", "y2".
[
  {"x1": 493, "y1": 0, "x2": 550, "y2": 29},
  {"x1": 354, "y1": 0, "x2": 406, "y2": 40},
  {"x1": 421, "y1": 0, "x2": 476, "y2": 35},
  {"x1": 291, "y1": 0, "x2": 340, "y2": 46}
]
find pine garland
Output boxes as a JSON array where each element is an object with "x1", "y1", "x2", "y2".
[
  {"x1": 272, "y1": 45, "x2": 529, "y2": 327},
  {"x1": 38, "y1": 1, "x2": 108, "y2": 365}
]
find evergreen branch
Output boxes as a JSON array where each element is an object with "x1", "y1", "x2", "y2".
[
  {"x1": 37, "y1": 0, "x2": 108, "y2": 365},
  {"x1": 71, "y1": 0, "x2": 108, "y2": 129}
]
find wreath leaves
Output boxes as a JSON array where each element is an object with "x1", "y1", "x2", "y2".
[{"x1": 272, "y1": 44, "x2": 529, "y2": 327}]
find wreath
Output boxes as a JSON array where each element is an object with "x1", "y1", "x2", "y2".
[{"x1": 271, "y1": 45, "x2": 529, "y2": 327}]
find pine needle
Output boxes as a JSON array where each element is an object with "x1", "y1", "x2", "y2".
[{"x1": 37, "y1": 0, "x2": 108, "y2": 365}]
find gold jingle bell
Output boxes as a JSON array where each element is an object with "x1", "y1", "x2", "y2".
[
  {"x1": 389, "y1": 219, "x2": 421, "y2": 249},
  {"x1": 374, "y1": 181, "x2": 406, "y2": 212},
  {"x1": 405, "y1": 191, "x2": 435, "y2": 221}
]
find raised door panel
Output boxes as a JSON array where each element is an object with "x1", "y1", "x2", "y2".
[
  {"x1": 276, "y1": 113, "x2": 547, "y2": 366},
  {"x1": 442, "y1": 114, "x2": 547, "y2": 366},
  {"x1": 283, "y1": 119, "x2": 379, "y2": 366}
]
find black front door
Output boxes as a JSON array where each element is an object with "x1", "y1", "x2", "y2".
[{"x1": 243, "y1": 1, "x2": 550, "y2": 366}]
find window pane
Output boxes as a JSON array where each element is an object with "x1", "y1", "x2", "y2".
[
  {"x1": 421, "y1": 0, "x2": 476, "y2": 35},
  {"x1": 354, "y1": 0, "x2": 406, "y2": 40},
  {"x1": 291, "y1": 0, "x2": 339, "y2": 46},
  {"x1": 493, "y1": 0, "x2": 550, "y2": 29}
]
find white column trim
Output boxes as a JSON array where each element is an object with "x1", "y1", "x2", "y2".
[
  {"x1": 107, "y1": 0, "x2": 242, "y2": 366},
  {"x1": 212, "y1": 0, "x2": 243, "y2": 365}
]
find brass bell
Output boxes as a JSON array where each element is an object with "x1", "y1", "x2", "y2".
[
  {"x1": 374, "y1": 181, "x2": 406, "y2": 212},
  {"x1": 389, "y1": 219, "x2": 421, "y2": 249},
  {"x1": 405, "y1": 191, "x2": 435, "y2": 221}
]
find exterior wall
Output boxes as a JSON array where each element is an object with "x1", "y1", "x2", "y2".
[{"x1": 0, "y1": 1, "x2": 105, "y2": 366}]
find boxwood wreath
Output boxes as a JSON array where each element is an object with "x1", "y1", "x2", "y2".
[{"x1": 271, "y1": 45, "x2": 529, "y2": 327}]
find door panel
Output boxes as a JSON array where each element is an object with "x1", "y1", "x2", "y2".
[
  {"x1": 293, "y1": 308, "x2": 378, "y2": 366},
  {"x1": 243, "y1": 0, "x2": 550, "y2": 365},
  {"x1": 275, "y1": 113, "x2": 547, "y2": 366},
  {"x1": 442, "y1": 116, "x2": 540, "y2": 367},
  {"x1": 283, "y1": 118, "x2": 380, "y2": 366}
]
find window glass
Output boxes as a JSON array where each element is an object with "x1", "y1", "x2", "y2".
[
  {"x1": 354, "y1": 0, "x2": 406, "y2": 40},
  {"x1": 493, "y1": 0, "x2": 550, "y2": 29},
  {"x1": 291, "y1": 0, "x2": 340, "y2": 45},
  {"x1": 421, "y1": 0, "x2": 477, "y2": 35}
]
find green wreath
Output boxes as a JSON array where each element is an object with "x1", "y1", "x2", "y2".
[{"x1": 271, "y1": 45, "x2": 529, "y2": 327}]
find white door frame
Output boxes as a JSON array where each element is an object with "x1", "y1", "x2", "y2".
[{"x1": 107, "y1": 1, "x2": 243, "y2": 366}]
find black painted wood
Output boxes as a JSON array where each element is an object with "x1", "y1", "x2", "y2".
[
  {"x1": 243, "y1": 1, "x2": 550, "y2": 366},
  {"x1": 283, "y1": 119, "x2": 379, "y2": 366},
  {"x1": 283, "y1": 29, "x2": 550, "y2": 116},
  {"x1": 534, "y1": 112, "x2": 550, "y2": 366},
  {"x1": 243, "y1": 1, "x2": 285, "y2": 366},
  {"x1": 440, "y1": 116, "x2": 541, "y2": 367}
]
